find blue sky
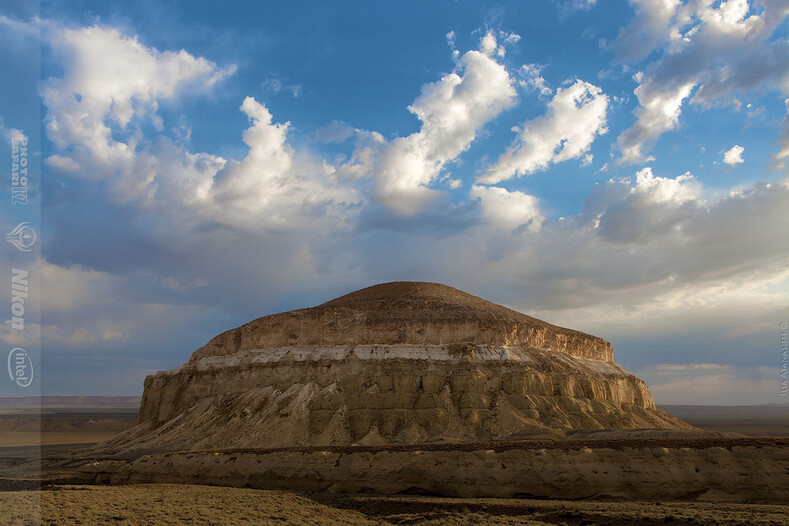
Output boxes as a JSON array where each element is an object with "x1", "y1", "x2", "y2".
[{"x1": 1, "y1": 0, "x2": 789, "y2": 403}]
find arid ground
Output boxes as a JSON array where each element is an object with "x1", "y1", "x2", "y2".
[
  {"x1": 1, "y1": 399, "x2": 788, "y2": 525},
  {"x1": 3, "y1": 484, "x2": 789, "y2": 525},
  {"x1": 0, "y1": 397, "x2": 139, "y2": 448}
]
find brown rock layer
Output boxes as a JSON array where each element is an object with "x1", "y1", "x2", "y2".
[
  {"x1": 80, "y1": 441, "x2": 789, "y2": 502},
  {"x1": 189, "y1": 282, "x2": 613, "y2": 362}
]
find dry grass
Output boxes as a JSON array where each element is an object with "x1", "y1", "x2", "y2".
[
  {"x1": 318, "y1": 493, "x2": 789, "y2": 525},
  {"x1": 3, "y1": 485, "x2": 375, "y2": 526},
  {"x1": 1, "y1": 484, "x2": 788, "y2": 525}
]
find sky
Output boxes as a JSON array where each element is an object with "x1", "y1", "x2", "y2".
[{"x1": 1, "y1": 0, "x2": 788, "y2": 404}]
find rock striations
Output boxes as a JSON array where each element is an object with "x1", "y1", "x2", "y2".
[{"x1": 116, "y1": 282, "x2": 691, "y2": 452}]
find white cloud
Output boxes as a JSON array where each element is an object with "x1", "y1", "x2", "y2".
[
  {"x1": 617, "y1": 81, "x2": 694, "y2": 164},
  {"x1": 45, "y1": 154, "x2": 81, "y2": 172},
  {"x1": 583, "y1": 167, "x2": 701, "y2": 244},
  {"x1": 341, "y1": 32, "x2": 517, "y2": 215},
  {"x1": 480, "y1": 32, "x2": 498, "y2": 56},
  {"x1": 335, "y1": 129, "x2": 385, "y2": 180},
  {"x1": 614, "y1": 0, "x2": 789, "y2": 164},
  {"x1": 612, "y1": 0, "x2": 683, "y2": 64},
  {"x1": 38, "y1": 22, "x2": 356, "y2": 232},
  {"x1": 480, "y1": 80, "x2": 608, "y2": 184},
  {"x1": 556, "y1": 0, "x2": 598, "y2": 16},
  {"x1": 499, "y1": 31, "x2": 521, "y2": 44},
  {"x1": 2, "y1": 127, "x2": 28, "y2": 145},
  {"x1": 517, "y1": 64, "x2": 552, "y2": 97},
  {"x1": 314, "y1": 120, "x2": 355, "y2": 143},
  {"x1": 41, "y1": 23, "x2": 236, "y2": 201},
  {"x1": 723, "y1": 144, "x2": 745, "y2": 165},
  {"x1": 262, "y1": 76, "x2": 302, "y2": 98},
  {"x1": 470, "y1": 185, "x2": 543, "y2": 232},
  {"x1": 206, "y1": 97, "x2": 356, "y2": 229},
  {"x1": 631, "y1": 166, "x2": 698, "y2": 203},
  {"x1": 445, "y1": 30, "x2": 456, "y2": 50},
  {"x1": 46, "y1": 24, "x2": 235, "y2": 129}
]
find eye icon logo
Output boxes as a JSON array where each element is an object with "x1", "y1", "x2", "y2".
[{"x1": 5, "y1": 222, "x2": 37, "y2": 252}]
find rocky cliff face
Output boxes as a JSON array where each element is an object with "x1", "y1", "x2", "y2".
[{"x1": 121, "y1": 282, "x2": 690, "y2": 451}]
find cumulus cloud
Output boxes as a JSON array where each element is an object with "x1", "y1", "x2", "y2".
[
  {"x1": 614, "y1": 0, "x2": 789, "y2": 164},
  {"x1": 617, "y1": 81, "x2": 694, "y2": 164},
  {"x1": 206, "y1": 97, "x2": 357, "y2": 230},
  {"x1": 39, "y1": 22, "x2": 356, "y2": 232},
  {"x1": 340, "y1": 32, "x2": 517, "y2": 215},
  {"x1": 42, "y1": 24, "x2": 235, "y2": 198},
  {"x1": 524, "y1": 175, "x2": 789, "y2": 322},
  {"x1": 723, "y1": 144, "x2": 745, "y2": 165},
  {"x1": 480, "y1": 80, "x2": 608, "y2": 184},
  {"x1": 591, "y1": 167, "x2": 700, "y2": 244},
  {"x1": 470, "y1": 185, "x2": 543, "y2": 232}
]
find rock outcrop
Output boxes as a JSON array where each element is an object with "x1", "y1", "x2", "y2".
[
  {"x1": 80, "y1": 439, "x2": 789, "y2": 502},
  {"x1": 114, "y1": 282, "x2": 691, "y2": 452}
]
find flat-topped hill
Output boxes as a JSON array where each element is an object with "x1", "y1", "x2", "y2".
[
  {"x1": 102, "y1": 281, "x2": 691, "y2": 452},
  {"x1": 190, "y1": 281, "x2": 613, "y2": 362}
]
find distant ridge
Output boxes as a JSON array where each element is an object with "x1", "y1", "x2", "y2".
[{"x1": 0, "y1": 396, "x2": 141, "y2": 409}]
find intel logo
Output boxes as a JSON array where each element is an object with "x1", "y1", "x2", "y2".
[{"x1": 7, "y1": 348, "x2": 33, "y2": 388}]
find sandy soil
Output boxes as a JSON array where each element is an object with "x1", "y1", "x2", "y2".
[
  {"x1": 0, "y1": 412, "x2": 138, "y2": 447},
  {"x1": 2, "y1": 484, "x2": 788, "y2": 525}
]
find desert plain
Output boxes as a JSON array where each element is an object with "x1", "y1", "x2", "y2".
[
  {"x1": 1, "y1": 400, "x2": 788, "y2": 525},
  {"x1": 2, "y1": 382, "x2": 788, "y2": 525}
]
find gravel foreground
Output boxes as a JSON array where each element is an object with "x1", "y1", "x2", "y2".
[{"x1": 2, "y1": 484, "x2": 788, "y2": 526}]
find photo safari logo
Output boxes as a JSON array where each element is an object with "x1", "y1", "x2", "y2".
[
  {"x1": 7, "y1": 348, "x2": 33, "y2": 388},
  {"x1": 5, "y1": 221, "x2": 37, "y2": 252}
]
